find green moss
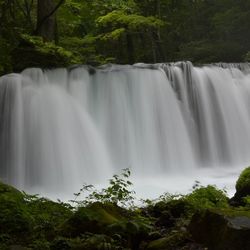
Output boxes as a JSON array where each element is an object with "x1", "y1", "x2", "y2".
[
  {"x1": 236, "y1": 167, "x2": 250, "y2": 192},
  {"x1": 0, "y1": 181, "x2": 73, "y2": 248},
  {"x1": 0, "y1": 182, "x2": 34, "y2": 244},
  {"x1": 184, "y1": 185, "x2": 229, "y2": 211},
  {"x1": 60, "y1": 202, "x2": 127, "y2": 237},
  {"x1": 146, "y1": 231, "x2": 189, "y2": 250},
  {"x1": 0, "y1": 181, "x2": 24, "y2": 198},
  {"x1": 210, "y1": 207, "x2": 250, "y2": 218}
]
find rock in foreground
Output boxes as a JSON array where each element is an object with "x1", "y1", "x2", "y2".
[{"x1": 189, "y1": 209, "x2": 250, "y2": 250}]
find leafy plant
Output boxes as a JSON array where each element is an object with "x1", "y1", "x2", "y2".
[
  {"x1": 71, "y1": 168, "x2": 135, "y2": 207},
  {"x1": 184, "y1": 183, "x2": 229, "y2": 211}
]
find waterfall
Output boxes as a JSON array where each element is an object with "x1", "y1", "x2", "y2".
[{"x1": 0, "y1": 62, "x2": 250, "y2": 196}]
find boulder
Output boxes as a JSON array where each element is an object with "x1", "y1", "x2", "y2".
[
  {"x1": 60, "y1": 202, "x2": 127, "y2": 237},
  {"x1": 189, "y1": 209, "x2": 250, "y2": 250},
  {"x1": 146, "y1": 231, "x2": 204, "y2": 250},
  {"x1": 230, "y1": 167, "x2": 250, "y2": 206}
]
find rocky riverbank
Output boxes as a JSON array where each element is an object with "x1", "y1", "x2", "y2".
[{"x1": 1, "y1": 168, "x2": 250, "y2": 250}]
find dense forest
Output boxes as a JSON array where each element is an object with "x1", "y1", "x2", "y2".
[{"x1": 1, "y1": 0, "x2": 250, "y2": 75}]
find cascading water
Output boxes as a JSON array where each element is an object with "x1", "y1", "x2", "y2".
[{"x1": 0, "y1": 62, "x2": 250, "y2": 198}]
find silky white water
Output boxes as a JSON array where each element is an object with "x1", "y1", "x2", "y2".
[{"x1": 0, "y1": 62, "x2": 250, "y2": 199}]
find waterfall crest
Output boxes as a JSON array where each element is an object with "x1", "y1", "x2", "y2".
[{"x1": 1, "y1": 62, "x2": 250, "y2": 194}]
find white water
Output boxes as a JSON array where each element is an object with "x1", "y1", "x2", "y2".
[{"x1": 0, "y1": 62, "x2": 250, "y2": 199}]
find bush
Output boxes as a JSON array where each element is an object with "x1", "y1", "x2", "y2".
[
  {"x1": 72, "y1": 168, "x2": 135, "y2": 208},
  {"x1": 184, "y1": 183, "x2": 229, "y2": 211}
]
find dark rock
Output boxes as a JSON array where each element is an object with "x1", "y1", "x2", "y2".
[
  {"x1": 155, "y1": 210, "x2": 175, "y2": 228},
  {"x1": 189, "y1": 209, "x2": 250, "y2": 250}
]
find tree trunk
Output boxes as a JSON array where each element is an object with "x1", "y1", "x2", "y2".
[
  {"x1": 126, "y1": 33, "x2": 135, "y2": 64},
  {"x1": 36, "y1": 0, "x2": 56, "y2": 42}
]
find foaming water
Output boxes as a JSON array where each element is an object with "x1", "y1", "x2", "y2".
[{"x1": 0, "y1": 62, "x2": 250, "y2": 199}]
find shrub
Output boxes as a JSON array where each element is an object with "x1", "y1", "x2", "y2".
[
  {"x1": 72, "y1": 168, "x2": 135, "y2": 208},
  {"x1": 184, "y1": 183, "x2": 229, "y2": 211}
]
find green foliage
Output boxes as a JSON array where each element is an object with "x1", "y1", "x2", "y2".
[
  {"x1": 243, "y1": 195, "x2": 250, "y2": 207},
  {"x1": 69, "y1": 234, "x2": 118, "y2": 250},
  {"x1": 12, "y1": 34, "x2": 82, "y2": 72},
  {"x1": 97, "y1": 10, "x2": 165, "y2": 30},
  {"x1": 0, "y1": 181, "x2": 74, "y2": 248},
  {"x1": 100, "y1": 28, "x2": 126, "y2": 41},
  {"x1": 0, "y1": 171, "x2": 246, "y2": 250},
  {"x1": 1, "y1": 0, "x2": 250, "y2": 73},
  {"x1": 60, "y1": 202, "x2": 126, "y2": 237},
  {"x1": 184, "y1": 182, "x2": 229, "y2": 211},
  {"x1": 0, "y1": 181, "x2": 34, "y2": 244},
  {"x1": 23, "y1": 193, "x2": 73, "y2": 240},
  {"x1": 29, "y1": 237, "x2": 50, "y2": 250},
  {"x1": 72, "y1": 168, "x2": 135, "y2": 207}
]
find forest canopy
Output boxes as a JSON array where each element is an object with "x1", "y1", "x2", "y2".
[{"x1": 1, "y1": 0, "x2": 250, "y2": 74}]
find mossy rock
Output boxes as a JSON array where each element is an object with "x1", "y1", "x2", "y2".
[
  {"x1": 12, "y1": 34, "x2": 81, "y2": 72},
  {"x1": 236, "y1": 167, "x2": 250, "y2": 194},
  {"x1": 231, "y1": 167, "x2": 250, "y2": 206},
  {"x1": 189, "y1": 208, "x2": 250, "y2": 250},
  {"x1": 52, "y1": 234, "x2": 120, "y2": 250},
  {"x1": 145, "y1": 199, "x2": 192, "y2": 231},
  {"x1": 0, "y1": 181, "x2": 24, "y2": 198},
  {"x1": 60, "y1": 202, "x2": 127, "y2": 237},
  {"x1": 147, "y1": 199, "x2": 190, "y2": 218},
  {"x1": 71, "y1": 234, "x2": 117, "y2": 250},
  {"x1": 146, "y1": 231, "x2": 190, "y2": 250},
  {"x1": 107, "y1": 218, "x2": 152, "y2": 249}
]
